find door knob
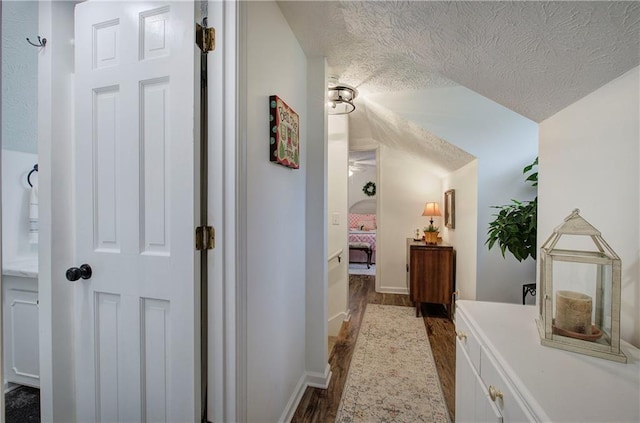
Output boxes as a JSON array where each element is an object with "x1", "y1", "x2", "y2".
[{"x1": 66, "y1": 264, "x2": 92, "y2": 281}]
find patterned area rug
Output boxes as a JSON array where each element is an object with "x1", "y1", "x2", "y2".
[{"x1": 336, "y1": 304, "x2": 451, "y2": 423}]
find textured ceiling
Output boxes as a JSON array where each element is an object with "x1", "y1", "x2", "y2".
[
  {"x1": 278, "y1": 1, "x2": 640, "y2": 123},
  {"x1": 349, "y1": 99, "x2": 476, "y2": 177}
]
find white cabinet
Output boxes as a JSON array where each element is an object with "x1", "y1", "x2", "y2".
[
  {"x1": 3, "y1": 274, "x2": 39, "y2": 388},
  {"x1": 455, "y1": 300, "x2": 640, "y2": 422},
  {"x1": 456, "y1": 337, "x2": 502, "y2": 422}
]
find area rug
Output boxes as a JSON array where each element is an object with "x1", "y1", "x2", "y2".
[{"x1": 335, "y1": 304, "x2": 451, "y2": 423}]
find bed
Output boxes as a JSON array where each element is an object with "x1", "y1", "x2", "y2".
[{"x1": 348, "y1": 212, "x2": 377, "y2": 266}]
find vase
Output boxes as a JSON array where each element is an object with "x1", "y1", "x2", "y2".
[{"x1": 424, "y1": 231, "x2": 439, "y2": 244}]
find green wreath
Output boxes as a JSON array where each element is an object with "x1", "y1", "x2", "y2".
[{"x1": 362, "y1": 181, "x2": 376, "y2": 197}]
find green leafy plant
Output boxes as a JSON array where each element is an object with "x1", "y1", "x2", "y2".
[
  {"x1": 486, "y1": 157, "x2": 538, "y2": 262},
  {"x1": 424, "y1": 225, "x2": 439, "y2": 233}
]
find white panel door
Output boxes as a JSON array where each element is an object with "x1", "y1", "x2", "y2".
[{"x1": 74, "y1": 2, "x2": 198, "y2": 422}]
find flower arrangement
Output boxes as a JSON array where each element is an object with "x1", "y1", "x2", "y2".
[{"x1": 423, "y1": 225, "x2": 439, "y2": 244}]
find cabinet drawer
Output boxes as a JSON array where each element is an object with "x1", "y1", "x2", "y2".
[
  {"x1": 480, "y1": 346, "x2": 532, "y2": 422},
  {"x1": 456, "y1": 338, "x2": 503, "y2": 423},
  {"x1": 455, "y1": 311, "x2": 481, "y2": 372}
]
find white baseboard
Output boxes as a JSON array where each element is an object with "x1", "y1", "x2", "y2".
[
  {"x1": 278, "y1": 373, "x2": 307, "y2": 423},
  {"x1": 378, "y1": 286, "x2": 409, "y2": 295},
  {"x1": 306, "y1": 363, "x2": 332, "y2": 389},
  {"x1": 278, "y1": 364, "x2": 332, "y2": 423},
  {"x1": 328, "y1": 310, "x2": 350, "y2": 336}
]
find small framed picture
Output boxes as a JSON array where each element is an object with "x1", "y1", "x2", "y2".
[
  {"x1": 269, "y1": 95, "x2": 300, "y2": 169},
  {"x1": 444, "y1": 189, "x2": 455, "y2": 229}
]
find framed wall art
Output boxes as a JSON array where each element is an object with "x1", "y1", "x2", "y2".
[
  {"x1": 269, "y1": 95, "x2": 300, "y2": 169},
  {"x1": 444, "y1": 189, "x2": 455, "y2": 229}
]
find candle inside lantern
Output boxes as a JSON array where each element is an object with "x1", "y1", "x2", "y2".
[{"x1": 555, "y1": 290, "x2": 593, "y2": 335}]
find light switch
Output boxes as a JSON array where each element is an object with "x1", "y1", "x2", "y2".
[{"x1": 332, "y1": 212, "x2": 340, "y2": 225}]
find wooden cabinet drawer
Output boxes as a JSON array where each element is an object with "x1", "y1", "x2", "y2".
[
  {"x1": 480, "y1": 345, "x2": 532, "y2": 422},
  {"x1": 456, "y1": 311, "x2": 481, "y2": 372}
]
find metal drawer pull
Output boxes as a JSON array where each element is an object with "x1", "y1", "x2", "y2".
[
  {"x1": 456, "y1": 331, "x2": 467, "y2": 341},
  {"x1": 489, "y1": 385, "x2": 503, "y2": 402}
]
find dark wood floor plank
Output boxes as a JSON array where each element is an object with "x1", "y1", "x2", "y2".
[
  {"x1": 422, "y1": 304, "x2": 456, "y2": 420},
  {"x1": 291, "y1": 275, "x2": 455, "y2": 423}
]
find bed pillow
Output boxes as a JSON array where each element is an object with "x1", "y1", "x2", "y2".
[{"x1": 349, "y1": 213, "x2": 376, "y2": 229}]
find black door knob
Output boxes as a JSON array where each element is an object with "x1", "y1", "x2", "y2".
[{"x1": 66, "y1": 264, "x2": 92, "y2": 281}]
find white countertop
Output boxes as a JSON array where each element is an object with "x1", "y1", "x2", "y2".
[
  {"x1": 456, "y1": 300, "x2": 640, "y2": 422},
  {"x1": 2, "y1": 257, "x2": 38, "y2": 278}
]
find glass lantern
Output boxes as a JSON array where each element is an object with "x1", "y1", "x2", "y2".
[{"x1": 537, "y1": 209, "x2": 626, "y2": 363}]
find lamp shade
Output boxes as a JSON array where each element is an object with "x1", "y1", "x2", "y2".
[{"x1": 422, "y1": 202, "x2": 442, "y2": 217}]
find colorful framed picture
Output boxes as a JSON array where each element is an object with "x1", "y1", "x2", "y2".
[{"x1": 269, "y1": 95, "x2": 300, "y2": 169}]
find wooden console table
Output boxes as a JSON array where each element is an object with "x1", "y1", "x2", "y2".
[{"x1": 406, "y1": 239, "x2": 454, "y2": 317}]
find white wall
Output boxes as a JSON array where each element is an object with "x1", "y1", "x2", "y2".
[
  {"x1": 368, "y1": 86, "x2": 538, "y2": 303},
  {"x1": 328, "y1": 115, "x2": 349, "y2": 336},
  {"x1": 1, "y1": 0, "x2": 38, "y2": 154},
  {"x1": 539, "y1": 66, "x2": 640, "y2": 347},
  {"x1": 246, "y1": 2, "x2": 308, "y2": 421},
  {"x1": 348, "y1": 164, "x2": 376, "y2": 210},
  {"x1": 377, "y1": 146, "x2": 442, "y2": 294},
  {"x1": 442, "y1": 160, "x2": 478, "y2": 301},
  {"x1": 1, "y1": 150, "x2": 38, "y2": 263}
]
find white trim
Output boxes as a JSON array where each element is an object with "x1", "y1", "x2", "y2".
[
  {"x1": 38, "y1": 2, "x2": 77, "y2": 421},
  {"x1": 374, "y1": 146, "x2": 381, "y2": 292},
  {"x1": 278, "y1": 373, "x2": 307, "y2": 423},
  {"x1": 328, "y1": 310, "x2": 350, "y2": 336},
  {"x1": 277, "y1": 365, "x2": 333, "y2": 423},
  {"x1": 378, "y1": 286, "x2": 410, "y2": 295},
  {"x1": 207, "y1": 1, "x2": 241, "y2": 422},
  {"x1": 304, "y1": 56, "x2": 330, "y2": 389},
  {"x1": 234, "y1": 1, "x2": 249, "y2": 422},
  {"x1": 306, "y1": 363, "x2": 332, "y2": 389}
]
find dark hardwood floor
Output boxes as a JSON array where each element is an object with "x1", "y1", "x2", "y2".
[{"x1": 291, "y1": 274, "x2": 456, "y2": 422}]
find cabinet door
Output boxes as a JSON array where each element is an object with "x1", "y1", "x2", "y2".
[
  {"x1": 456, "y1": 338, "x2": 478, "y2": 422},
  {"x1": 456, "y1": 338, "x2": 502, "y2": 423},
  {"x1": 481, "y1": 346, "x2": 532, "y2": 422},
  {"x1": 475, "y1": 380, "x2": 503, "y2": 423},
  {"x1": 410, "y1": 247, "x2": 453, "y2": 304},
  {"x1": 4, "y1": 286, "x2": 40, "y2": 387}
]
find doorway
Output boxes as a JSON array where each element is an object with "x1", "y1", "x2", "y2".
[
  {"x1": 1, "y1": 1, "x2": 42, "y2": 421},
  {"x1": 0, "y1": 2, "x2": 243, "y2": 421},
  {"x1": 347, "y1": 149, "x2": 378, "y2": 276}
]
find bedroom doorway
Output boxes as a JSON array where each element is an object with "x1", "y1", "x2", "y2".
[{"x1": 347, "y1": 149, "x2": 378, "y2": 276}]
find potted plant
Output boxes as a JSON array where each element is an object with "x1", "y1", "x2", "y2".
[
  {"x1": 423, "y1": 225, "x2": 439, "y2": 245},
  {"x1": 486, "y1": 157, "x2": 538, "y2": 261}
]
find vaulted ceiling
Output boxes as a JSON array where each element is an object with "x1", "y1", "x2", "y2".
[{"x1": 278, "y1": 1, "x2": 640, "y2": 123}]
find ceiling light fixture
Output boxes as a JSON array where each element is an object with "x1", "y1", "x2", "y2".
[{"x1": 327, "y1": 82, "x2": 358, "y2": 115}]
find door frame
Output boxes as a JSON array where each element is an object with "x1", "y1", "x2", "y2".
[
  {"x1": 38, "y1": 1, "x2": 77, "y2": 421},
  {"x1": 348, "y1": 145, "x2": 381, "y2": 290},
  {"x1": 205, "y1": 0, "x2": 243, "y2": 421}
]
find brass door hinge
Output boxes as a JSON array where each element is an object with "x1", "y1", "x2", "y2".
[
  {"x1": 196, "y1": 226, "x2": 215, "y2": 250},
  {"x1": 196, "y1": 23, "x2": 215, "y2": 53}
]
